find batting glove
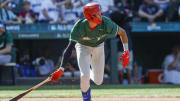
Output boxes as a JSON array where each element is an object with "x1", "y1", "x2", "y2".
[
  {"x1": 50, "y1": 67, "x2": 64, "y2": 82},
  {"x1": 120, "y1": 50, "x2": 130, "y2": 68}
]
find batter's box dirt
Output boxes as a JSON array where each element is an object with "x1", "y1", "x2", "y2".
[{"x1": 1, "y1": 98, "x2": 180, "y2": 101}]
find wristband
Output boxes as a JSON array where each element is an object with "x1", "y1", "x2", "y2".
[
  {"x1": 123, "y1": 43, "x2": 129, "y2": 51},
  {"x1": 59, "y1": 67, "x2": 64, "y2": 71}
]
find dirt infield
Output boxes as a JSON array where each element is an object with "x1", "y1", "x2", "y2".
[{"x1": 1, "y1": 98, "x2": 180, "y2": 101}]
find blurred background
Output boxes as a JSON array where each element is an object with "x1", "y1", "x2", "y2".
[{"x1": 0, "y1": 0, "x2": 180, "y2": 86}]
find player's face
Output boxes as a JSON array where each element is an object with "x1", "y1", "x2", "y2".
[
  {"x1": 145, "y1": 0, "x2": 153, "y2": 5},
  {"x1": 0, "y1": 27, "x2": 5, "y2": 35},
  {"x1": 24, "y1": 4, "x2": 30, "y2": 11},
  {"x1": 95, "y1": 13, "x2": 102, "y2": 20}
]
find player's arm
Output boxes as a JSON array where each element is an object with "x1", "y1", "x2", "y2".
[
  {"x1": 42, "y1": 9, "x2": 53, "y2": 21},
  {"x1": 50, "y1": 18, "x2": 81, "y2": 82},
  {"x1": 58, "y1": 41, "x2": 76, "y2": 68},
  {"x1": 0, "y1": 33, "x2": 13, "y2": 54},
  {"x1": 0, "y1": 45, "x2": 12, "y2": 54},
  {"x1": 50, "y1": 41, "x2": 76, "y2": 82},
  {"x1": 117, "y1": 27, "x2": 130, "y2": 68},
  {"x1": 0, "y1": 0, "x2": 11, "y2": 8},
  {"x1": 117, "y1": 27, "x2": 128, "y2": 51}
]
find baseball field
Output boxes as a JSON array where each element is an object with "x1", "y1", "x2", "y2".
[{"x1": 0, "y1": 84, "x2": 180, "y2": 101}]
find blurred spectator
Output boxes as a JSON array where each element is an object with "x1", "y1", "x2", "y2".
[
  {"x1": 179, "y1": 5, "x2": 180, "y2": 18},
  {"x1": 0, "y1": 23, "x2": 13, "y2": 64},
  {"x1": 104, "y1": 64, "x2": 110, "y2": 78},
  {"x1": 65, "y1": 49, "x2": 80, "y2": 77},
  {"x1": 19, "y1": 1, "x2": 36, "y2": 24},
  {"x1": 104, "y1": 39, "x2": 111, "y2": 78},
  {"x1": 114, "y1": 0, "x2": 133, "y2": 10},
  {"x1": 133, "y1": 57, "x2": 143, "y2": 84},
  {"x1": 138, "y1": 0, "x2": 164, "y2": 22},
  {"x1": 154, "y1": 0, "x2": 170, "y2": 12},
  {"x1": 0, "y1": 0, "x2": 11, "y2": 8},
  {"x1": 33, "y1": 47, "x2": 55, "y2": 77},
  {"x1": 133, "y1": 0, "x2": 143, "y2": 12},
  {"x1": 61, "y1": 0, "x2": 79, "y2": 24},
  {"x1": 95, "y1": 0, "x2": 114, "y2": 12},
  {"x1": 166, "y1": 0, "x2": 180, "y2": 22},
  {"x1": 67, "y1": 49, "x2": 79, "y2": 71},
  {"x1": 133, "y1": 61, "x2": 139, "y2": 84},
  {"x1": 104, "y1": 39, "x2": 112, "y2": 78},
  {"x1": 162, "y1": 45, "x2": 180, "y2": 84},
  {"x1": 83, "y1": 0, "x2": 94, "y2": 4},
  {"x1": 26, "y1": 0, "x2": 45, "y2": 16},
  {"x1": 94, "y1": 0, "x2": 115, "y2": 16},
  {"x1": 19, "y1": 49, "x2": 36, "y2": 77},
  {"x1": 72, "y1": 0, "x2": 83, "y2": 18},
  {"x1": 38, "y1": 0, "x2": 65, "y2": 24},
  {"x1": 113, "y1": 0, "x2": 133, "y2": 22},
  {"x1": 0, "y1": 1, "x2": 21, "y2": 24}
]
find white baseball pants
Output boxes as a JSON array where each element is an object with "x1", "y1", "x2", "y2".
[
  {"x1": 0, "y1": 54, "x2": 11, "y2": 64},
  {"x1": 75, "y1": 43, "x2": 105, "y2": 92}
]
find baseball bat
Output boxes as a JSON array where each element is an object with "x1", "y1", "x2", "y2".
[{"x1": 9, "y1": 77, "x2": 51, "y2": 101}]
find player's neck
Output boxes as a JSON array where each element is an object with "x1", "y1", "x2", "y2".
[{"x1": 88, "y1": 21, "x2": 97, "y2": 29}]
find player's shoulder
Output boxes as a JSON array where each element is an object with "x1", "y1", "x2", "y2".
[
  {"x1": 77, "y1": 18, "x2": 88, "y2": 24},
  {"x1": 74, "y1": 18, "x2": 88, "y2": 27},
  {"x1": 102, "y1": 16, "x2": 112, "y2": 22},
  {"x1": 102, "y1": 16, "x2": 117, "y2": 27},
  {"x1": 102, "y1": 16, "x2": 115, "y2": 25}
]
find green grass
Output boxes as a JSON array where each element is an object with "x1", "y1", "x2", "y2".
[{"x1": 0, "y1": 85, "x2": 180, "y2": 98}]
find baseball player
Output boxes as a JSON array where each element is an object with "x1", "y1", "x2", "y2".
[{"x1": 50, "y1": 2, "x2": 130, "y2": 101}]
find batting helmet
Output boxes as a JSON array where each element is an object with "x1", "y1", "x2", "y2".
[{"x1": 83, "y1": 2, "x2": 103, "y2": 24}]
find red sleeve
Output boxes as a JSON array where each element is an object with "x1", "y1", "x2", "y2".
[
  {"x1": 19, "y1": 11, "x2": 25, "y2": 18},
  {"x1": 30, "y1": 10, "x2": 35, "y2": 18}
]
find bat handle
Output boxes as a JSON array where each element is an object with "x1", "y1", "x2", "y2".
[{"x1": 31, "y1": 77, "x2": 51, "y2": 90}]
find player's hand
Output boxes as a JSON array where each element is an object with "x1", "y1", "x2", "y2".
[
  {"x1": 50, "y1": 67, "x2": 64, "y2": 82},
  {"x1": 120, "y1": 50, "x2": 130, "y2": 68}
]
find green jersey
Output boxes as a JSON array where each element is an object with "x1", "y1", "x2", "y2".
[
  {"x1": 70, "y1": 16, "x2": 118, "y2": 47},
  {"x1": 0, "y1": 32, "x2": 13, "y2": 50}
]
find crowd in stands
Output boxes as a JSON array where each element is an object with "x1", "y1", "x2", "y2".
[{"x1": 0, "y1": 0, "x2": 180, "y2": 24}]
